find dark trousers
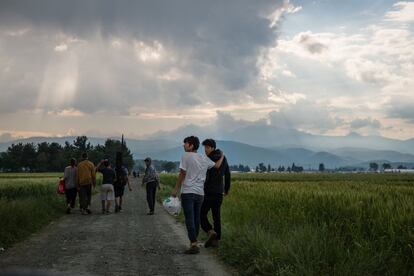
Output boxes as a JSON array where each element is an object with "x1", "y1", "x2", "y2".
[
  {"x1": 79, "y1": 184, "x2": 92, "y2": 210},
  {"x1": 181, "y1": 193, "x2": 204, "y2": 243},
  {"x1": 146, "y1": 181, "x2": 157, "y2": 212},
  {"x1": 200, "y1": 194, "x2": 223, "y2": 240},
  {"x1": 65, "y1": 188, "x2": 77, "y2": 208}
]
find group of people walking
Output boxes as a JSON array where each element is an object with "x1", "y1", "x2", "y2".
[
  {"x1": 63, "y1": 152, "x2": 131, "y2": 215},
  {"x1": 61, "y1": 136, "x2": 231, "y2": 255}
]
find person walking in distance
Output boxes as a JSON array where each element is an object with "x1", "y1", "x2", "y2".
[
  {"x1": 114, "y1": 152, "x2": 132, "y2": 212},
  {"x1": 171, "y1": 136, "x2": 224, "y2": 254},
  {"x1": 63, "y1": 158, "x2": 78, "y2": 214},
  {"x1": 96, "y1": 159, "x2": 116, "y2": 214},
  {"x1": 142, "y1": 157, "x2": 160, "y2": 215},
  {"x1": 201, "y1": 139, "x2": 231, "y2": 248},
  {"x1": 77, "y1": 152, "x2": 96, "y2": 215}
]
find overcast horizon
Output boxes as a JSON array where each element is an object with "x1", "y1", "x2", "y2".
[{"x1": 1, "y1": 0, "x2": 414, "y2": 143}]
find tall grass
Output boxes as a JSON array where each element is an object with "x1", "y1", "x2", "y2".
[
  {"x1": 0, "y1": 175, "x2": 65, "y2": 248},
  {"x1": 160, "y1": 173, "x2": 414, "y2": 275}
]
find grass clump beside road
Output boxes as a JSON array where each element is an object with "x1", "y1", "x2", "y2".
[
  {"x1": 0, "y1": 173, "x2": 65, "y2": 249},
  {"x1": 0, "y1": 173, "x2": 103, "y2": 249},
  {"x1": 159, "y1": 173, "x2": 414, "y2": 275}
]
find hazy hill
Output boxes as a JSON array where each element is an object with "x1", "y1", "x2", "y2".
[
  {"x1": 146, "y1": 124, "x2": 414, "y2": 154},
  {"x1": 137, "y1": 140, "x2": 351, "y2": 169},
  {"x1": 2, "y1": 136, "x2": 414, "y2": 169}
]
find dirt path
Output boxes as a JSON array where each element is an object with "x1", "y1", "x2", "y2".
[{"x1": 0, "y1": 177, "x2": 233, "y2": 276}]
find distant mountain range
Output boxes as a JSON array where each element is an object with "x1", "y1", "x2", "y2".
[
  {"x1": 136, "y1": 141, "x2": 414, "y2": 169},
  {"x1": 145, "y1": 124, "x2": 414, "y2": 154},
  {"x1": 0, "y1": 134, "x2": 414, "y2": 169}
]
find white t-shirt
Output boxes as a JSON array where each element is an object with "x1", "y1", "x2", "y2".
[{"x1": 179, "y1": 152, "x2": 216, "y2": 195}]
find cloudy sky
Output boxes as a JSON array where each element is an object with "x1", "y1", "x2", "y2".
[{"x1": 1, "y1": 0, "x2": 413, "y2": 142}]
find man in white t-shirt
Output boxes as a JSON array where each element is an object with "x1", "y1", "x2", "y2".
[{"x1": 171, "y1": 135, "x2": 224, "y2": 254}]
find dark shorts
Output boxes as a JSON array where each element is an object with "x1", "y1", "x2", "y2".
[{"x1": 114, "y1": 185, "x2": 125, "y2": 197}]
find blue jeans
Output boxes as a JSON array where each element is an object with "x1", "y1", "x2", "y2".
[{"x1": 181, "y1": 193, "x2": 204, "y2": 243}]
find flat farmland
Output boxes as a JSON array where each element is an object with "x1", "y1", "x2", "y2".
[
  {"x1": 0, "y1": 173, "x2": 65, "y2": 249},
  {"x1": 159, "y1": 173, "x2": 414, "y2": 275}
]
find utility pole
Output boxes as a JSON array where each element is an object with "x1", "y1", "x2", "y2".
[{"x1": 116, "y1": 134, "x2": 124, "y2": 167}]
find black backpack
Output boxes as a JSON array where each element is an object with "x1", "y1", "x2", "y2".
[{"x1": 114, "y1": 166, "x2": 127, "y2": 186}]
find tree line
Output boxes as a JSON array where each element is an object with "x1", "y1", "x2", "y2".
[{"x1": 0, "y1": 136, "x2": 134, "y2": 172}]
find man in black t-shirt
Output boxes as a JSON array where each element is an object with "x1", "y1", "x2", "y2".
[
  {"x1": 96, "y1": 159, "x2": 116, "y2": 214},
  {"x1": 201, "y1": 139, "x2": 231, "y2": 248}
]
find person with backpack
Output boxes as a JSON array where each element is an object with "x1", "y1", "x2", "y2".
[
  {"x1": 142, "y1": 157, "x2": 160, "y2": 215},
  {"x1": 200, "y1": 139, "x2": 231, "y2": 248},
  {"x1": 114, "y1": 153, "x2": 132, "y2": 212},
  {"x1": 171, "y1": 136, "x2": 224, "y2": 254},
  {"x1": 96, "y1": 159, "x2": 116, "y2": 214},
  {"x1": 63, "y1": 158, "x2": 78, "y2": 214}
]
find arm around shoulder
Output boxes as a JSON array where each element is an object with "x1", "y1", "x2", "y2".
[{"x1": 214, "y1": 151, "x2": 225, "y2": 169}]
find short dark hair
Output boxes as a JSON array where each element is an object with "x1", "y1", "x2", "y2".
[
  {"x1": 202, "y1": 138, "x2": 216, "y2": 149},
  {"x1": 183, "y1": 136, "x2": 199, "y2": 151},
  {"x1": 81, "y1": 152, "x2": 88, "y2": 159},
  {"x1": 103, "y1": 160, "x2": 110, "y2": 167},
  {"x1": 70, "y1": 158, "x2": 77, "y2": 166},
  {"x1": 144, "y1": 157, "x2": 151, "y2": 163}
]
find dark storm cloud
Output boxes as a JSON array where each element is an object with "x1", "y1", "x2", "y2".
[
  {"x1": 0, "y1": 0, "x2": 284, "y2": 114},
  {"x1": 298, "y1": 33, "x2": 327, "y2": 54},
  {"x1": 387, "y1": 99, "x2": 414, "y2": 123},
  {"x1": 350, "y1": 118, "x2": 381, "y2": 129}
]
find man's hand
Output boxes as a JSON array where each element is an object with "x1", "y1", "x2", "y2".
[{"x1": 171, "y1": 188, "x2": 178, "y2": 198}]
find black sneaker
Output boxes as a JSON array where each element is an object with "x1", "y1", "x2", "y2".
[
  {"x1": 115, "y1": 206, "x2": 119, "y2": 213},
  {"x1": 102, "y1": 209, "x2": 106, "y2": 214},
  {"x1": 66, "y1": 207, "x2": 71, "y2": 214},
  {"x1": 118, "y1": 206, "x2": 122, "y2": 212},
  {"x1": 204, "y1": 231, "x2": 217, "y2": 248},
  {"x1": 147, "y1": 211, "x2": 154, "y2": 215},
  {"x1": 86, "y1": 209, "x2": 92, "y2": 214},
  {"x1": 184, "y1": 245, "x2": 200, "y2": 254}
]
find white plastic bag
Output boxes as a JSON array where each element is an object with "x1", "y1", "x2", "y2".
[{"x1": 163, "y1": 196, "x2": 181, "y2": 216}]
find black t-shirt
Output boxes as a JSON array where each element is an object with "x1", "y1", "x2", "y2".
[{"x1": 99, "y1": 167, "x2": 116, "y2": 185}]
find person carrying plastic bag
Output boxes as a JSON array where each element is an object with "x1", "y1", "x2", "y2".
[
  {"x1": 162, "y1": 196, "x2": 181, "y2": 216},
  {"x1": 171, "y1": 136, "x2": 224, "y2": 254}
]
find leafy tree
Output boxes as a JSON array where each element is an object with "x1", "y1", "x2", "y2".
[
  {"x1": 382, "y1": 163, "x2": 392, "y2": 170},
  {"x1": 0, "y1": 136, "x2": 134, "y2": 172},
  {"x1": 369, "y1": 162, "x2": 379, "y2": 172},
  {"x1": 73, "y1": 136, "x2": 92, "y2": 157},
  {"x1": 163, "y1": 161, "x2": 176, "y2": 172},
  {"x1": 6, "y1": 143, "x2": 25, "y2": 171},
  {"x1": 319, "y1": 163, "x2": 325, "y2": 172},
  {"x1": 258, "y1": 163, "x2": 266, "y2": 172},
  {"x1": 22, "y1": 143, "x2": 37, "y2": 171}
]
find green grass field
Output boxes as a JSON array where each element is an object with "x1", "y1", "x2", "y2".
[
  {"x1": 0, "y1": 173, "x2": 65, "y2": 248},
  {"x1": 159, "y1": 173, "x2": 414, "y2": 275},
  {"x1": 0, "y1": 173, "x2": 102, "y2": 249}
]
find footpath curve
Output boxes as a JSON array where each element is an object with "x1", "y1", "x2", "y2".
[{"x1": 0, "y1": 177, "x2": 233, "y2": 276}]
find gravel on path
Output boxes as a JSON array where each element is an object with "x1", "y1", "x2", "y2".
[{"x1": 0, "y1": 177, "x2": 234, "y2": 276}]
